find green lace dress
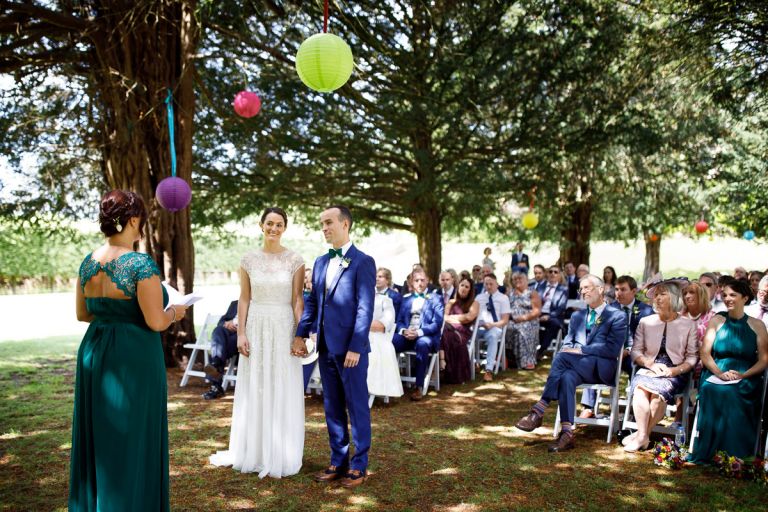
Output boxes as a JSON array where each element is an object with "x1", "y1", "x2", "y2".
[
  {"x1": 689, "y1": 312, "x2": 762, "y2": 464},
  {"x1": 69, "y1": 252, "x2": 169, "y2": 511}
]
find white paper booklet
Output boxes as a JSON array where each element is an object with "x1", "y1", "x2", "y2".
[
  {"x1": 162, "y1": 282, "x2": 204, "y2": 310},
  {"x1": 705, "y1": 375, "x2": 741, "y2": 385}
]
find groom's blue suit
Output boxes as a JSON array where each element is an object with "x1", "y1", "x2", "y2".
[{"x1": 296, "y1": 244, "x2": 376, "y2": 473}]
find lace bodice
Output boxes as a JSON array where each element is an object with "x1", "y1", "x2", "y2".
[
  {"x1": 79, "y1": 252, "x2": 160, "y2": 297},
  {"x1": 241, "y1": 249, "x2": 304, "y2": 306}
]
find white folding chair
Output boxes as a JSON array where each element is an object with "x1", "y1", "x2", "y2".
[
  {"x1": 399, "y1": 351, "x2": 440, "y2": 396},
  {"x1": 474, "y1": 324, "x2": 508, "y2": 376},
  {"x1": 179, "y1": 313, "x2": 238, "y2": 389},
  {"x1": 467, "y1": 317, "x2": 481, "y2": 380},
  {"x1": 621, "y1": 366, "x2": 695, "y2": 438},
  {"x1": 690, "y1": 368, "x2": 768, "y2": 456},
  {"x1": 554, "y1": 352, "x2": 624, "y2": 442}
]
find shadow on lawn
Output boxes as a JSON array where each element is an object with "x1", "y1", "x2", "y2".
[{"x1": 1, "y1": 349, "x2": 765, "y2": 512}]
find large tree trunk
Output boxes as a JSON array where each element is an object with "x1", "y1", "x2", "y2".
[
  {"x1": 643, "y1": 233, "x2": 661, "y2": 282},
  {"x1": 412, "y1": 208, "x2": 443, "y2": 285},
  {"x1": 559, "y1": 197, "x2": 594, "y2": 268},
  {"x1": 90, "y1": 1, "x2": 198, "y2": 366}
]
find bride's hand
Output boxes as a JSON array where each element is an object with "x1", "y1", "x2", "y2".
[
  {"x1": 291, "y1": 337, "x2": 308, "y2": 357},
  {"x1": 237, "y1": 334, "x2": 250, "y2": 357}
]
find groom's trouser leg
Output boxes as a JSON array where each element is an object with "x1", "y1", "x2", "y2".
[
  {"x1": 342, "y1": 352, "x2": 371, "y2": 472},
  {"x1": 318, "y1": 351, "x2": 350, "y2": 469}
]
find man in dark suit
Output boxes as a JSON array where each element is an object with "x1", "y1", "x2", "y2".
[
  {"x1": 436, "y1": 270, "x2": 457, "y2": 308},
  {"x1": 203, "y1": 300, "x2": 239, "y2": 400},
  {"x1": 537, "y1": 266, "x2": 569, "y2": 359},
  {"x1": 529, "y1": 264, "x2": 547, "y2": 295},
  {"x1": 564, "y1": 261, "x2": 579, "y2": 300},
  {"x1": 376, "y1": 267, "x2": 402, "y2": 317},
  {"x1": 510, "y1": 242, "x2": 529, "y2": 275},
  {"x1": 515, "y1": 275, "x2": 626, "y2": 453},
  {"x1": 392, "y1": 269, "x2": 445, "y2": 401},
  {"x1": 579, "y1": 275, "x2": 653, "y2": 417}
]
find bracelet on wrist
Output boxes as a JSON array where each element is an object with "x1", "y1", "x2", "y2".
[{"x1": 169, "y1": 306, "x2": 177, "y2": 323}]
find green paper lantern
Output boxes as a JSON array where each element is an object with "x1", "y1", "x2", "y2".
[{"x1": 295, "y1": 33, "x2": 354, "y2": 92}]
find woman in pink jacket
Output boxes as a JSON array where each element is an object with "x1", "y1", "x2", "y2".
[{"x1": 622, "y1": 278, "x2": 699, "y2": 452}]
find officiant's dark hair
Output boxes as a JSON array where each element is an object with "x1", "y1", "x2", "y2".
[
  {"x1": 329, "y1": 205, "x2": 353, "y2": 230},
  {"x1": 99, "y1": 190, "x2": 147, "y2": 236},
  {"x1": 260, "y1": 207, "x2": 288, "y2": 227}
]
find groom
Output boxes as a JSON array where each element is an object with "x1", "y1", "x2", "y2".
[{"x1": 295, "y1": 205, "x2": 376, "y2": 488}]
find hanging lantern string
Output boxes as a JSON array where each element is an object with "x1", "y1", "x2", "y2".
[
  {"x1": 323, "y1": 0, "x2": 329, "y2": 33},
  {"x1": 165, "y1": 89, "x2": 177, "y2": 178},
  {"x1": 529, "y1": 186, "x2": 537, "y2": 211}
]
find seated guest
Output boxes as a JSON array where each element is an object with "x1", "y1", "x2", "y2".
[
  {"x1": 376, "y1": 267, "x2": 402, "y2": 316},
  {"x1": 474, "y1": 264, "x2": 493, "y2": 295},
  {"x1": 749, "y1": 271, "x2": 765, "y2": 305},
  {"x1": 303, "y1": 268, "x2": 313, "y2": 300},
  {"x1": 440, "y1": 276, "x2": 479, "y2": 384},
  {"x1": 459, "y1": 269, "x2": 471, "y2": 283},
  {"x1": 471, "y1": 265, "x2": 483, "y2": 285},
  {"x1": 392, "y1": 269, "x2": 445, "y2": 401},
  {"x1": 733, "y1": 266, "x2": 748, "y2": 280},
  {"x1": 510, "y1": 242, "x2": 529, "y2": 275},
  {"x1": 689, "y1": 279, "x2": 768, "y2": 463},
  {"x1": 203, "y1": 300, "x2": 239, "y2": 400},
  {"x1": 367, "y1": 286, "x2": 404, "y2": 400},
  {"x1": 515, "y1": 275, "x2": 626, "y2": 452},
  {"x1": 564, "y1": 261, "x2": 578, "y2": 299},
  {"x1": 475, "y1": 273, "x2": 511, "y2": 382},
  {"x1": 698, "y1": 272, "x2": 718, "y2": 309},
  {"x1": 529, "y1": 264, "x2": 547, "y2": 295},
  {"x1": 575, "y1": 264, "x2": 590, "y2": 296},
  {"x1": 436, "y1": 270, "x2": 457, "y2": 308},
  {"x1": 745, "y1": 275, "x2": 768, "y2": 329},
  {"x1": 622, "y1": 278, "x2": 698, "y2": 452},
  {"x1": 712, "y1": 274, "x2": 736, "y2": 313},
  {"x1": 537, "y1": 266, "x2": 568, "y2": 360},
  {"x1": 682, "y1": 280, "x2": 717, "y2": 345},
  {"x1": 506, "y1": 272, "x2": 541, "y2": 370},
  {"x1": 602, "y1": 266, "x2": 617, "y2": 302},
  {"x1": 580, "y1": 275, "x2": 653, "y2": 418}
]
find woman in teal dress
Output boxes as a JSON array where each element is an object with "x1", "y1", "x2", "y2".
[
  {"x1": 689, "y1": 279, "x2": 768, "y2": 464},
  {"x1": 69, "y1": 190, "x2": 188, "y2": 511}
]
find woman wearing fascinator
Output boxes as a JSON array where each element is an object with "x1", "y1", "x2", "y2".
[{"x1": 622, "y1": 275, "x2": 699, "y2": 452}]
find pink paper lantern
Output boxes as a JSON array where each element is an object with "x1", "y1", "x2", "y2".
[
  {"x1": 695, "y1": 220, "x2": 709, "y2": 234},
  {"x1": 156, "y1": 177, "x2": 191, "y2": 212},
  {"x1": 233, "y1": 90, "x2": 261, "y2": 118}
]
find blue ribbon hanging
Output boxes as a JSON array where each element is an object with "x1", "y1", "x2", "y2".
[{"x1": 165, "y1": 89, "x2": 177, "y2": 177}]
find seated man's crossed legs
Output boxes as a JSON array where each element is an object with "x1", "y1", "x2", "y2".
[{"x1": 203, "y1": 321, "x2": 238, "y2": 400}]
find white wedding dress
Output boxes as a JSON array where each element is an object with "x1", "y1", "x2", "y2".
[{"x1": 209, "y1": 248, "x2": 305, "y2": 478}]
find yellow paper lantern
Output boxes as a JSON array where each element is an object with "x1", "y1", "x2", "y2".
[
  {"x1": 295, "y1": 33, "x2": 354, "y2": 92},
  {"x1": 522, "y1": 211, "x2": 539, "y2": 229}
]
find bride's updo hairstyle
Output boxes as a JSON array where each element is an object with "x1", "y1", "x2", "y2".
[
  {"x1": 99, "y1": 190, "x2": 148, "y2": 237},
  {"x1": 260, "y1": 207, "x2": 288, "y2": 227}
]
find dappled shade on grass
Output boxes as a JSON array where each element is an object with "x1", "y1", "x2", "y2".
[{"x1": 1, "y1": 336, "x2": 766, "y2": 511}]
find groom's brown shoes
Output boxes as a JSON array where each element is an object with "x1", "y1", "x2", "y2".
[
  {"x1": 314, "y1": 465, "x2": 346, "y2": 482},
  {"x1": 340, "y1": 469, "x2": 367, "y2": 488}
]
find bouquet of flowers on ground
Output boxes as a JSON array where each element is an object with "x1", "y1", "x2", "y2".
[
  {"x1": 712, "y1": 451, "x2": 768, "y2": 485},
  {"x1": 652, "y1": 437, "x2": 687, "y2": 470}
]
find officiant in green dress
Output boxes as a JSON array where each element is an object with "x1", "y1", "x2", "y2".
[{"x1": 69, "y1": 190, "x2": 188, "y2": 511}]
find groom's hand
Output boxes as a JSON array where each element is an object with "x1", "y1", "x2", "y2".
[
  {"x1": 291, "y1": 337, "x2": 308, "y2": 357},
  {"x1": 344, "y1": 351, "x2": 360, "y2": 368}
]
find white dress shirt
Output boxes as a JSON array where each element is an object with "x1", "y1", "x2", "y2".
[
  {"x1": 325, "y1": 240, "x2": 353, "y2": 292},
  {"x1": 476, "y1": 290, "x2": 511, "y2": 326}
]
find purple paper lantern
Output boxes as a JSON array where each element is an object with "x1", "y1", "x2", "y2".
[
  {"x1": 156, "y1": 177, "x2": 191, "y2": 212},
  {"x1": 233, "y1": 90, "x2": 261, "y2": 118}
]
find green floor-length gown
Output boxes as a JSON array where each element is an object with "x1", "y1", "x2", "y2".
[
  {"x1": 69, "y1": 252, "x2": 169, "y2": 511},
  {"x1": 689, "y1": 312, "x2": 763, "y2": 464}
]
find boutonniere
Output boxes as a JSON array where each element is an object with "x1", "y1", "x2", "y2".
[
  {"x1": 595, "y1": 316, "x2": 603, "y2": 327},
  {"x1": 341, "y1": 257, "x2": 351, "y2": 269},
  {"x1": 633, "y1": 305, "x2": 640, "y2": 316}
]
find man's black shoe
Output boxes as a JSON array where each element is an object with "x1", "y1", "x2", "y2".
[{"x1": 202, "y1": 384, "x2": 224, "y2": 400}]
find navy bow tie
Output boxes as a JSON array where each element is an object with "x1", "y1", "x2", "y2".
[{"x1": 328, "y1": 248, "x2": 343, "y2": 258}]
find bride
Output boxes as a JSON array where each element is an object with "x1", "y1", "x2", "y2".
[{"x1": 210, "y1": 207, "x2": 307, "y2": 478}]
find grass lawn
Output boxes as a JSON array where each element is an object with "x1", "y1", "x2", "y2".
[{"x1": 1, "y1": 336, "x2": 765, "y2": 512}]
